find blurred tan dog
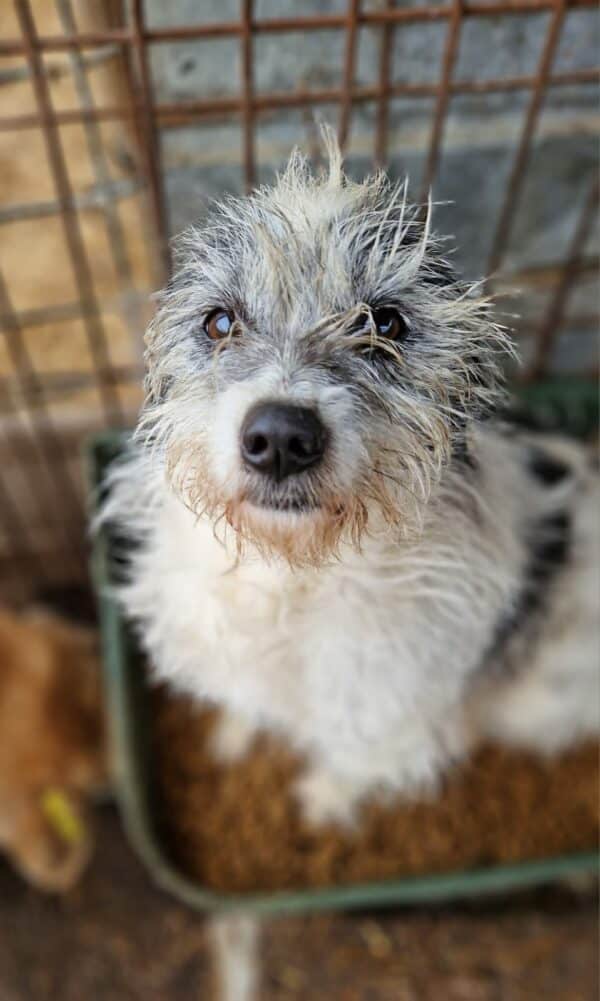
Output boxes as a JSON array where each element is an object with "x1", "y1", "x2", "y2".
[{"x1": 0, "y1": 607, "x2": 106, "y2": 892}]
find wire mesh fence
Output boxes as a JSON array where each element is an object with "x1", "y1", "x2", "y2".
[{"x1": 0, "y1": 0, "x2": 598, "y2": 603}]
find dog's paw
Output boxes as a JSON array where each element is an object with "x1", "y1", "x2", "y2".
[
  {"x1": 209, "y1": 711, "x2": 257, "y2": 765},
  {"x1": 294, "y1": 768, "x2": 363, "y2": 830}
]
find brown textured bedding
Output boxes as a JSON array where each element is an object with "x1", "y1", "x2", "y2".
[{"x1": 151, "y1": 690, "x2": 599, "y2": 894}]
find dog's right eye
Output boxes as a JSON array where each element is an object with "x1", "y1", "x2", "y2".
[
  {"x1": 204, "y1": 308, "x2": 235, "y2": 341},
  {"x1": 372, "y1": 306, "x2": 409, "y2": 341}
]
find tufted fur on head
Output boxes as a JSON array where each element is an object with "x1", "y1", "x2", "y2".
[{"x1": 133, "y1": 129, "x2": 512, "y2": 567}]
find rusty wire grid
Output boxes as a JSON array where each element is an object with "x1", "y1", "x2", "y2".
[{"x1": 0, "y1": 0, "x2": 598, "y2": 602}]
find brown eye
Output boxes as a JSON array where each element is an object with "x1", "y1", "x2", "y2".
[
  {"x1": 373, "y1": 307, "x2": 409, "y2": 341},
  {"x1": 204, "y1": 308, "x2": 235, "y2": 341}
]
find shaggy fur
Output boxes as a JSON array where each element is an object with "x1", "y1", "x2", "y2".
[{"x1": 102, "y1": 136, "x2": 600, "y2": 825}]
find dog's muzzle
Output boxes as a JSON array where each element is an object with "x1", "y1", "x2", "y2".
[{"x1": 240, "y1": 402, "x2": 326, "y2": 483}]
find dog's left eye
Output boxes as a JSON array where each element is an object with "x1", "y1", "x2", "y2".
[
  {"x1": 373, "y1": 307, "x2": 409, "y2": 341},
  {"x1": 204, "y1": 308, "x2": 235, "y2": 340}
]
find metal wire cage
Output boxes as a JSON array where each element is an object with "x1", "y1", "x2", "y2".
[{"x1": 0, "y1": 0, "x2": 598, "y2": 604}]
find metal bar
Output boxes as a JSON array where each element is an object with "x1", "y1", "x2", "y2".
[
  {"x1": 374, "y1": 0, "x2": 395, "y2": 169},
  {"x1": 114, "y1": 1, "x2": 164, "y2": 287},
  {"x1": 53, "y1": 0, "x2": 145, "y2": 341},
  {"x1": 144, "y1": 0, "x2": 598, "y2": 32},
  {"x1": 0, "y1": 0, "x2": 596, "y2": 54},
  {"x1": 0, "y1": 67, "x2": 595, "y2": 132},
  {"x1": 240, "y1": 0, "x2": 255, "y2": 190},
  {"x1": 0, "y1": 363, "x2": 144, "y2": 404},
  {"x1": 487, "y1": 0, "x2": 567, "y2": 275},
  {"x1": 0, "y1": 451, "x2": 49, "y2": 582},
  {"x1": 0, "y1": 28, "x2": 131, "y2": 55},
  {"x1": 0, "y1": 177, "x2": 144, "y2": 225},
  {"x1": 0, "y1": 300, "x2": 83, "y2": 330},
  {"x1": 420, "y1": 0, "x2": 463, "y2": 200},
  {"x1": 0, "y1": 294, "x2": 148, "y2": 331},
  {"x1": 494, "y1": 255, "x2": 598, "y2": 286},
  {"x1": 0, "y1": 270, "x2": 85, "y2": 537},
  {"x1": 128, "y1": 0, "x2": 170, "y2": 279},
  {"x1": 0, "y1": 43, "x2": 121, "y2": 86},
  {"x1": 518, "y1": 312, "x2": 598, "y2": 335},
  {"x1": 524, "y1": 179, "x2": 599, "y2": 381},
  {"x1": 338, "y1": 0, "x2": 361, "y2": 152},
  {"x1": 14, "y1": 0, "x2": 124, "y2": 426}
]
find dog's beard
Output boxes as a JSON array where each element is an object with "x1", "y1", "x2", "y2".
[
  {"x1": 165, "y1": 437, "x2": 439, "y2": 569},
  {"x1": 222, "y1": 496, "x2": 368, "y2": 567}
]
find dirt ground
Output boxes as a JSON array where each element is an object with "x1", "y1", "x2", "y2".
[{"x1": 0, "y1": 803, "x2": 597, "y2": 1001}]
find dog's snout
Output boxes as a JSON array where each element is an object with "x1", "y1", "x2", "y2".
[{"x1": 241, "y1": 403, "x2": 326, "y2": 481}]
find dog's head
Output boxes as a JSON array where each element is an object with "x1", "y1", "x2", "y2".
[{"x1": 140, "y1": 133, "x2": 510, "y2": 566}]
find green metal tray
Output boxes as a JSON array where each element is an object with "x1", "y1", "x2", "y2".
[{"x1": 88, "y1": 378, "x2": 599, "y2": 915}]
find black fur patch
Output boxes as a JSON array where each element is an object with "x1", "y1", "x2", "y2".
[
  {"x1": 528, "y1": 446, "x2": 571, "y2": 487},
  {"x1": 487, "y1": 509, "x2": 571, "y2": 664},
  {"x1": 451, "y1": 435, "x2": 478, "y2": 470}
]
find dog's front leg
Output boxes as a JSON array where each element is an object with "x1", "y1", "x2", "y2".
[
  {"x1": 293, "y1": 764, "x2": 372, "y2": 829},
  {"x1": 210, "y1": 710, "x2": 260, "y2": 764},
  {"x1": 294, "y1": 709, "x2": 469, "y2": 829}
]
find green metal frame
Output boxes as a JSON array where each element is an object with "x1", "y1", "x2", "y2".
[{"x1": 88, "y1": 378, "x2": 599, "y2": 915}]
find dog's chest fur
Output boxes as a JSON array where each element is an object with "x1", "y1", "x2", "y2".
[
  {"x1": 107, "y1": 423, "x2": 600, "y2": 804},
  {"x1": 121, "y1": 430, "x2": 532, "y2": 757}
]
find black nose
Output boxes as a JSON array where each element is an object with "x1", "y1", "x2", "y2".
[{"x1": 241, "y1": 403, "x2": 326, "y2": 481}]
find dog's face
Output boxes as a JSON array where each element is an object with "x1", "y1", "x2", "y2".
[{"x1": 142, "y1": 140, "x2": 509, "y2": 566}]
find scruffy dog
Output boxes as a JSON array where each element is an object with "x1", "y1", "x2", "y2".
[{"x1": 104, "y1": 136, "x2": 599, "y2": 825}]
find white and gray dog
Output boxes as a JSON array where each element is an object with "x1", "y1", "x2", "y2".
[{"x1": 104, "y1": 136, "x2": 599, "y2": 825}]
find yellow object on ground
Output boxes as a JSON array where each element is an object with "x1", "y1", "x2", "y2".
[{"x1": 41, "y1": 789, "x2": 86, "y2": 846}]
